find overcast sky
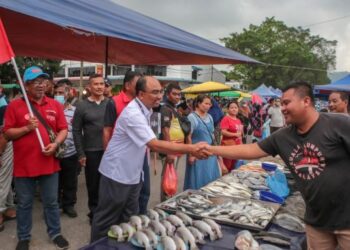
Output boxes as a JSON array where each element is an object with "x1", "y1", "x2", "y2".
[{"x1": 113, "y1": 0, "x2": 350, "y2": 72}]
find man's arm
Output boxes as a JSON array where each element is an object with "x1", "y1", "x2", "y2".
[
  {"x1": 103, "y1": 99, "x2": 117, "y2": 150},
  {"x1": 207, "y1": 143, "x2": 268, "y2": 160},
  {"x1": 5, "y1": 116, "x2": 38, "y2": 141},
  {"x1": 147, "y1": 139, "x2": 208, "y2": 159},
  {"x1": 42, "y1": 128, "x2": 68, "y2": 156},
  {"x1": 72, "y1": 102, "x2": 86, "y2": 164}
]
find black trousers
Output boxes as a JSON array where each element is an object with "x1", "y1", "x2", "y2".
[
  {"x1": 84, "y1": 150, "x2": 104, "y2": 220},
  {"x1": 58, "y1": 154, "x2": 79, "y2": 208},
  {"x1": 138, "y1": 153, "x2": 150, "y2": 215},
  {"x1": 90, "y1": 175, "x2": 142, "y2": 242}
]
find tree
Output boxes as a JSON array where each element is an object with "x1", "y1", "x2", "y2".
[
  {"x1": 0, "y1": 57, "x2": 62, "y2": 84},
  {"x1": 221, "y1": 17, "x2": 337, "y2": 89}
]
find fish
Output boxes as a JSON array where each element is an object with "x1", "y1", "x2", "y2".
[
  {"x1": 132, "y1": 231, "x2": 152, "y2": 250},
  {"x1": 141, "y1": 228, "x2": 158, "y2": 247},
  {"x1": 192, "y1": 220, "x2": 216, "y2": 241},
  {"x1": 176, "y1": 211, "x2": 193, "y2": 226},
  {"x1": 155, "y1": 208, "x2": 168, "y2": 220},
  {"x1": 188, "y1": 226, "x2": 206, "y2": 244},
  {"x1": 161, "y1": 219, "x2": 176, "y2": 236},
  {"x1": 149, "y1": 220, "x2": 167, "y2": 236},
  {"x1": 173, "y1": 235, "x2": 187, "y2": 250},
  {"x1": 203, "y1": 218, "x2": 223, "y2": 238},
  {"x1": 273, "y1": 213, "x2": 305, "y2": 233},
  {"x1": 167, "y1": 214, "x2": 185, "y2": 227},
  {"x1": 176, "y1": 226, "x2": 198, "y2": 250},
  {"x1": 140, "y1": 215, "x2": 151, "y2": 228},
  {"x1": 253, "y1": 231, "x2": 291, "y2": 247},
  {"x1": 161, "y1": 236, "x2": 177, "y2": 250},
  {"x1": 130, "y1": 215, "x2": 143, "y2": 230},
  {"x1": 120, "y1": 223, "x2": 135, "y2": 241},
  {"x1": 148, "y1": 209, "x2": 160, "y2": 221},
  {"x1": 109, "y1": 225, "x2": 124, "y2": 242},
  {"x1": 260, "y1": 244, "x2": 283, "y2": 250}
]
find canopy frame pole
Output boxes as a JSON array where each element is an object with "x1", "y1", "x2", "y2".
[{"x1": 104, "y1": 37, "x2": 109, "y2": 78}]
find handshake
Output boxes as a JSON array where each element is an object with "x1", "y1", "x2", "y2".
[{"x1": 190, "y1": 142, "x2": 213, "y2": 160}]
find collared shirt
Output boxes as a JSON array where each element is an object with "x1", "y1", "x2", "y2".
[
  {"x1": 3, "y1": 96, "x2": 67, "y2": 177},
  {"x1": 99, "y1": 98, "x2": 156, "y2": 184},
  {"x1": 62, "y1": 104, "x2": 77, "y2": 158}
]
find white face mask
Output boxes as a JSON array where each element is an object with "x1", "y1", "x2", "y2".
[{"x1": 54, "y1": 95, "x2": 65, "y2": 104}]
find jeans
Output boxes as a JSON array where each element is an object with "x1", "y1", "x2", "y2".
[
  {"x1": 138, "y1": 154, "x2": 150, "y2": 215},
  {"x1": 15, "y1": 173, "x2": 61, "y2": 241}
]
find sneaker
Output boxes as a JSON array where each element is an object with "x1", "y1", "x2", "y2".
[
  {"x1": 16, "y1": 240, "x2": 30, "y2": 250},
  {"x1": 52, "y1": 235, "x2": 69, "y2": 250},
  {"x1": 63, "y1": 207, "x2": 77, "y2": 218}
]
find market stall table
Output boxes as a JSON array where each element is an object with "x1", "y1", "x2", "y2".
[{"x1": 81, "y1": 224, "x2": 306, "y2": 250}]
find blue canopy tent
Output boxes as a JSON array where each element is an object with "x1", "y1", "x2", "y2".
[
  {"x1": 0, "y1": 0, "x2": 259, "y2": 66},
  {"x1": 314, "y1": 74, "x2": 350, "y2": 92},
  {"x1": 251, "y1": 84, "x2": 280, "y2": 98}
]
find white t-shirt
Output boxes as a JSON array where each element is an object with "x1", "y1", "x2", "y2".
[
  {"x1": 268, "y1": 106, "x2": 284, "y2": 127},
  {"x1": 99, "y1": 98, "x2": 156, "y2": 185}
]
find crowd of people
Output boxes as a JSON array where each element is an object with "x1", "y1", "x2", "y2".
[{"x1": 0, "y1": 65, "x2": 349, "y2": 250}]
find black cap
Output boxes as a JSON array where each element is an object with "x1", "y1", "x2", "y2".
[{"x1": 104, "y1": 78, "x2": 112, "y2": 86}]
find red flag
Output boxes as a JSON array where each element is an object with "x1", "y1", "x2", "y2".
[{"x1": 0, "y1": 18, "x2": 15, "y2": 64}]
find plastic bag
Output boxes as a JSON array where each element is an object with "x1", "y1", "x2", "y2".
[
  {"x1": 234, "y1": 230, "x2": 260, "y2": 250},
  {"x1": 266, "y1": 169, "x2": 290, "y2": 198},
  {"x1": 162, "y1": 163, "x2": 178, "y2": 196}
]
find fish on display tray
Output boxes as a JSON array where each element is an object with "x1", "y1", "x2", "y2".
[
  {"x1": 272, "y1": 213, "x2": 305, "y2": 233},
  {"x1": 157, "y1": 190, "x2": 280, "y2": 231}
]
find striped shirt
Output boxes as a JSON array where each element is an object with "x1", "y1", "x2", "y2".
[{"x1": 63, "y1": 104, "x2": 77, "y2": 158}]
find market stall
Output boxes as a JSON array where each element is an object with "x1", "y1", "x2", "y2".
[{"x1": 81, "y1": 160, "x2": 306, "y2": 250}]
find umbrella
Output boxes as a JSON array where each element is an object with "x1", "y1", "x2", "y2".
[
  {"x1": 0, "y1": 1, "x2": 259, "y2": 66},
  {"x1": 214, "y1": 90, "x2": 241, "y2": 98},
  {"x1": 181, "y1": 81, "x2": 231, "y2": 94},
  {"x1": 251, "y1": 93, "x2": 264, "y2": 105}
]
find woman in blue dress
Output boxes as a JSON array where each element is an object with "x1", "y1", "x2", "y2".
[{"x1": 184, "y1": 95, "x2": 220, "y2": 190}]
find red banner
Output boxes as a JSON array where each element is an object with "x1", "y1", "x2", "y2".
[{"x1": 0, "y1": 18, "x2": 15, "y2": 64}]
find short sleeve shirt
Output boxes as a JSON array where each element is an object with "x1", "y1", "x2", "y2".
[
  {"x1": 104, "y1": 91, "x2": 132, "y2": 127},
  {"x1": 220, "y1": 116, "x2": 243, "y2": 144},
  {"x1": 258, "y1": 113, "x2": 350, "y2": 230},
  {"x1": 4, "y1": 97, "x2": 68, "y2": 177},
  {"x1": 99, "y1": 98, "x2": 156, "y2": 184}
]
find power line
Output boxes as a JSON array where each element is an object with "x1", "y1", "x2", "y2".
[{"x1": 302, "y1": 14, "x2": 350, "y2": 28}]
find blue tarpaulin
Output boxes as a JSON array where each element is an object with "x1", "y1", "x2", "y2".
[
  {"x1": 0, "y1": 0, "x2": 258, "y2": 65},
  {"x1": 251, "y1": 84, "x2": 280, "y2": 97},
  {"x1": 314, "y1": 74, "x2": 350, "y2": 92}
]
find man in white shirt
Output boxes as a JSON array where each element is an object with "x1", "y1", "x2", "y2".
[
  {"x1": 268, "y1": 98, "x2": 285, "y2": 133},
  {"x1": 91, "y1": 76, "x2": 207, "y2": 242}
]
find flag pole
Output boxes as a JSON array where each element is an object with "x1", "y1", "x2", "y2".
[{"x1": 10, "y1": 57, "x2": 45, "y2": 150}]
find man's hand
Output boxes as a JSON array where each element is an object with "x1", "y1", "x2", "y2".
[
  {"x1": 79, "y1": 157, "x2": 87, "y2": 167},
  {"x1": 42, "y1": 142, "x2": 57, "y2": 156},
  {"x1": 166, "y1": 155, "x2": 176, "y2": 164},
  {"x1": 26, "y1": 116, "x2": 39, "y2": 132},
  {"x1": 191, "y1": 142, "x2": 212, "y2": 159}
]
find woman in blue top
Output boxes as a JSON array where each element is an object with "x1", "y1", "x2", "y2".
[{"x1": 184, "y1": 95, "x2": 220, "y2": 190}]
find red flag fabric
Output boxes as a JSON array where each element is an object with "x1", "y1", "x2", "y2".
[{"x1": 0, "y1": 18, "x2": 14, "y2": 64}]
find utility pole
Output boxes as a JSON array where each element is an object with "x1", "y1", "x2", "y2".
[{"x1": 211, "y1": 65, "x2": 214, "y2": 81}]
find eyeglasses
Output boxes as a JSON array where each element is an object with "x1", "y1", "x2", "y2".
[{"x1": 30, "y1": 78, "x2": 48, "y2": 85}]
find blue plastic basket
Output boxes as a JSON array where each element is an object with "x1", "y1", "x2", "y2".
[
  {"x1": 259, "y1": 190, "x2": 284, "y2": 204},
  {"x1": 262, "y1": 162, "x2": 277, "y2": 172}
]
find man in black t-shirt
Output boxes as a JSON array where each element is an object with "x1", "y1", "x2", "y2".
[{"x1": 206, "y1": 82, "x2": 350, "y2": 249}]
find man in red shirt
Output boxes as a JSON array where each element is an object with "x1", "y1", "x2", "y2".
[{"x1": 3, "y1": 66, "x2": 69, "y2": 250}]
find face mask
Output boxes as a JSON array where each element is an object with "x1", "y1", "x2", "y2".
[{"x1": 54, "y1": 95, "x2": 65, "y2": 104}]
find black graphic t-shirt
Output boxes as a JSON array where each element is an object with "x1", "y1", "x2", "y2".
[{"x1": 258, "y1": 113, "x2": 350, "y2": 230}]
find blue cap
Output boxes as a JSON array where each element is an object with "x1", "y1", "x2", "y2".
[{"x1": 23, "y1": 66, "x2": 49, "y2": 83}]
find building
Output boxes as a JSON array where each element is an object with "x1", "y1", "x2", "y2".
[{"x1": 54, "y1": 60, "x2": 226, "y2": 91}]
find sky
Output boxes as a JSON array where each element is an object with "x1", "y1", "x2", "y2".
[{"x1": 112, "y1": 0, "x2": 350, "y2": 73}]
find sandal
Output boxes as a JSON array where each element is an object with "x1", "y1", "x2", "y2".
[{"x1": 3, "y1": 208, "x2": 16, "y2": 221}]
